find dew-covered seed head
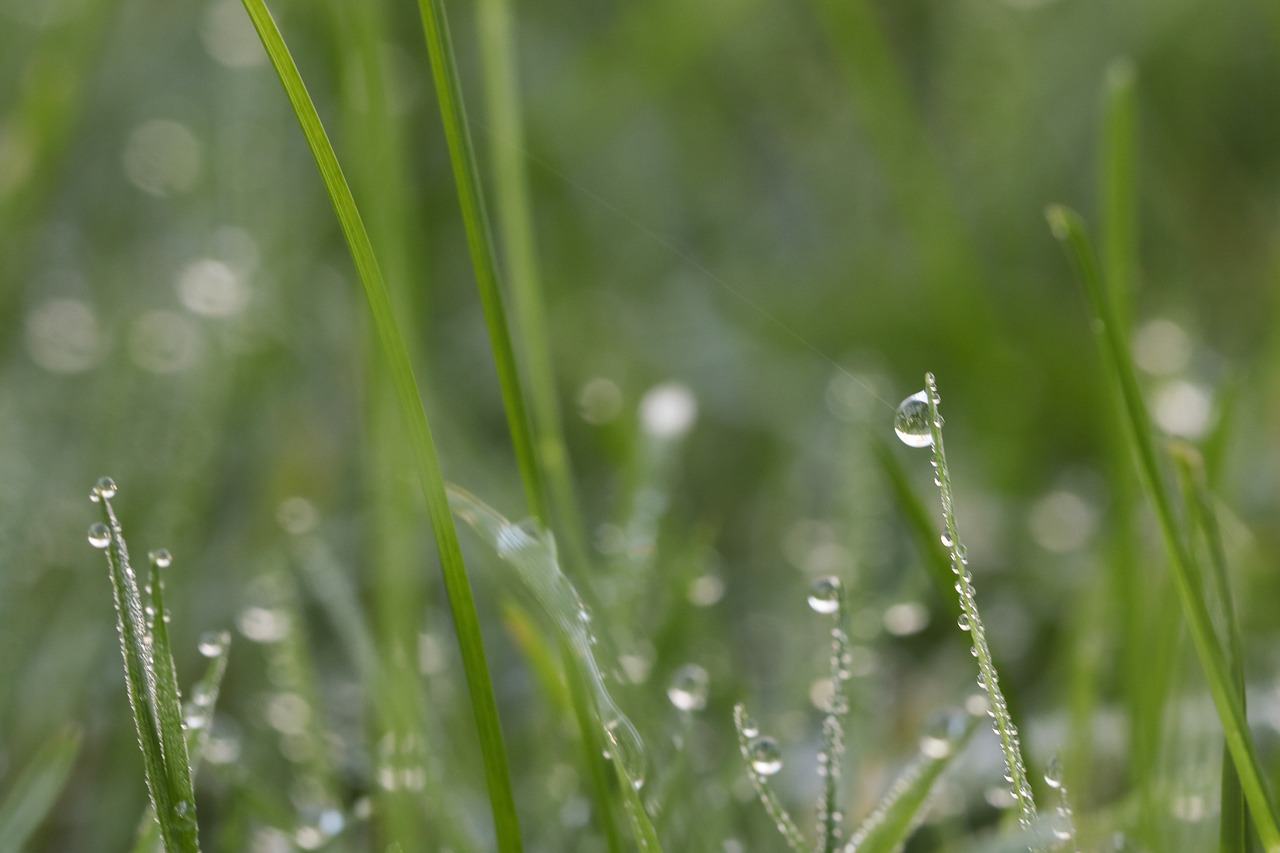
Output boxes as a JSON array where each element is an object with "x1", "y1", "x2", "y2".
[
  {"x1": 894, "y1": 391, "x2": 933, "y2": 448},
  {"x1": 807, "y1": 575, "x2": 842, "y2": 615},
  {"x1": 88, "y1": 522, "x2": 111, "y2": 549}
]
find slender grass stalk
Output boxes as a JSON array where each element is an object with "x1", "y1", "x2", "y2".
[
  {"x1": 415, "y1": 0, "x2": 548, "y2": 526},
  {"x1": 1173, "y1": 446, "x2": 1249, "y2": 853},
  {"x1": 733, "y1": 704, "x2": 814, "y2": 853},
  {"x1": 0, "y1": 726, "x2": 82, "y2": 852},
  {"x1": 816, "y1": 585, "x2": 851, "y2": 853},
  {"x1": 1048, "y1": 205, "x2": 1280, "y2": 849},
  {"x1": 900, "y1": 375, "x2": 1040, "y2": 844},
  {"x1": 474, "y1": 0, "x2": 590, "y2": 566},
  {"x1": 560, "y1": 636, "x2": 626, "y2": 853},
  {"x1": 89, "y1": 478, "x2": 200, "y2": 853},
  {"x1": 237, "y1": 4, "x2": 523, "y2": 848}
]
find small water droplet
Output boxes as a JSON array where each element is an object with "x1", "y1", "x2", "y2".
[
  {"x1": 894, "y1": 391, "x2": 933, "y2": 448},
  {"x1": 807, "y1": 576, "x2": 842, "y2": 614},
  {"x1": 198, "y1": 630, "x2": 230, "y2": 657},
  {"x1": 88, "y1": 523, "x2": 111, "y2": 549},
  {"x1": 919, "y1": 710, "x2": 966, "y2": 759},
  {"x1": 940, "y1": 532, "x2": 953, "y2": 547},
  {"x1": 957, "y1": 613, "x2": 971, "y2": 631},
  {"x1": 149, "y1": 549, "x2": 173, "y2": 569},
  {"x1": 90, "y1": 476, "x2": 117, "y2": 502},
  {"x1": 748, "y1": 736, "x2": 783, "y2": 776},
  {"x1": 1044, "y1": 753, "x2": 1065, "y2": 789},
  {"x1": 667, "y1": 663, "x2": 710, "y2": 712}
]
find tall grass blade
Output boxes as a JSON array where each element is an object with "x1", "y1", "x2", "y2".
[
  {"x1": 237, "y1": 3, "x2": 523, "y2": 848},
  {"x1": 474, "y1": 0, "x2": 589, "y2": 564},
  {"x1": 815, "y1": 583, "x2": 851, "y2": 853},
  {"x1": 0, "y1": 726, "x2": 82, "y2": 852},
  {"x1": 732, "y1": 703, "x2": 814, "y2": 853},
  {"x1": 416, "y1": 0, "x2": 548, "y2": 525},
  {"x1": 559, "y1": 635, "x2": 626, "y2": 853},
  {"x1": 1047, "y1": 205, "x2": 1280, "y2": 848},
  {"x1": 89, "y1": 479, "x2": 200, "y2": 852},
  {"x1": 843, "y1": 710, "x2": 979, "y2": 853}
]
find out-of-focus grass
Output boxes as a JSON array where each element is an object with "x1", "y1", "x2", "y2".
[{"x1": 3, "y1": 0, "x2": 1280, "y2": 849}]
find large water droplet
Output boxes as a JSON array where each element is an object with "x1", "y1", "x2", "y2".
[
  {"x1": 894, "y1": 391, "x2": 933, "y2": 448},
  {"x1": 748, "y1": 736, "x2": 783, "y2": 776},
  {"x1": 957, "y1": 613, "x2": 971, "y2": 631},
  {"x1": 90, "y1": 477, "x2": 117, "y2": 502},
  {"x1": 1044, "y1": 753, "x2": 1065, "y2": 789},
  {"x1": 667, "y1": 663, "x2": 710, "y2": 712},
  {"x1": 149, "y1": 549, "x2": 173, "y2": 569},
  {"x1": 88, "y1": 523, "x2": 111, "y2": 549},
  {"x1": 807, "y1": 576, "x2": 842, "y2": 615}
]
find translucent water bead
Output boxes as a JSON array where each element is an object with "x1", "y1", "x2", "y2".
[
  {"x1": 198, "y1": 630, "x2": 231, "y2": 658},
  {"x1": 88, "y1": 523, "x2": 111, "y2": 549},
  {"x1": 149, "y1": 549, "x2": 173, "y2": 569},
  {"x1": 748, "y1": 736, "x2": 783, "y2": 776},
  {"x1": 807, "y1": 576, "x2": 842, "y2": 614},
  {"x1": 90, "y1": 476, "x2": 117, "y2": 502},
  {"x1": 667, "y1": 663, "x2": 710, "y2": 712},
  {"x1": 919, "y1": 710, "x2": 967, "y2": 759},
  {"x1": 893, "y1": 391, "x2": 933, "y2": 448}
]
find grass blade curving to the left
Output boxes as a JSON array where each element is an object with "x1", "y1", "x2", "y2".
[
  {"x1": 1048, "y1": 205, "x2": 1280, "y2": 848},
  {"x1": 416, "y1": 0, "x2": 548, "y2": 526},
  {"x1": 237, "y1": 3, "x2": 523, "y2": 849},
  {"x1": 89, "y1": 478, "x2": 200, "y2": 852},
  {"x1": 0, "y1": 726, "x2": 82, "y2": 852}
]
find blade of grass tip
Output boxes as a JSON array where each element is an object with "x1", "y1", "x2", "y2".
[
  {"x1": 88, "y1": 479, "x2": 199, "y2": 852},
  {"x1": 1100, "y1": 58, "x2": 1138, "y2": 330},
  {"x1": 1047, "y1": 206, "x2": 1280, "y2": 848},
  {"x1": 474, "y1": 0, "x2": 590, "y2": 569},
  {"x1": 416, "y1": 0, "x2": 548, "y2": 526},
  {"x1": 0, "y1": 726, "x2": 82, "y2": 852},
  {"x1": 843, "y1": 710, "x2": 980, "y2": 853},
  {"x1": 1172, "y1": 446, "x2": 1249, "y2": 853},
  {"x1": 733, "y1": 704, "x2": 814, "y2": 853},
  {"x1": 144, "y1": 549, "x2": 200, "y2": 841},
  {"x1": 237, "y1": 4, "x2": 523, "y2": 849},
  {"x1": 869, "y1": 435, "x2": 962, "y2": 621}
]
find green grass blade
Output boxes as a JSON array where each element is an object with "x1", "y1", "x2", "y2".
[
  {"x1": 559, "y1": 636, "x2": 626, "y2": 853},
  {"x1": 237, "y1": 4, "x2": 523, "y2": 848},
  {"x1": 1047, "y1": 206, "x2": 1280, "y2": 848},
  {"x1": 816, "y1": 588, "x2": 851, "y2": 853},
  {"x1": 89, "y1": 480, "x2": 199, "y2": 852},
  {"x1": 474, "y1": 0, "x2": 589, "y2": 563},
  {"x1": 1172, "y1": 447, "x2": 1249, "y2": 853},
  {"x1": 733, "y1": 704, "x2": 814, "y2": 853},
  {"x1": 0, "y1": 726, "x2": 82, "y2": 852},
  {"x1": 416, "y1": 0, "x2": 548, "y2": 526},
  {"x1": 844, "y1": 710, "x2": 979, "y2": 853}
]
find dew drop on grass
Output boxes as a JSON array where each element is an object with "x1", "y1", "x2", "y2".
[
  {"x1": 667, "y1": 663, "x2": 710, "y2": 712},
  {"x1": 90, "y1": 476, "x2": 117, "y2": 502},
  {"x1": 88, "y1": 523, "x2": 111, "y2": 548},
  {"x1": 919, "y1": 710, "x2": 966, "y2": 759},
  {"x1": 807, "y1": 575, "x2": 842, "y2": 614},
  {"x1": 748, "y1": 736, "x2": 783, "y2": 776},
  {"x1": 149, "y1": 548, "x2": 173, "y2": 569},
  {"x1": 894, "y1": 391, "x2": 933, "y2": 448},
  {"x1": 198, "y1": 630, "x2": 230, "y2": 657},
  {"x1": 1044, "y1": 753, "x2": 1065, "y2": 789},
  {"x1": 957, "y1": 613, "x2": 971, "y2": 631}
]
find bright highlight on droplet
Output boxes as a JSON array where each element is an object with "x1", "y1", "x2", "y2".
[
  {"x1": 894, "y1": 390, "x2": 933, "y2": 447},
  {"x1": 919, "y1": 711, "x2": 965, "y2": 759},
  {"x1": 667, "y1": 663, "x2": 710, "y2": 712},
  {"x1": 91, "y1": 477, "x2": 117, "y2": 502},
  {"x1": 807, "y1": 575, "x2": 842, "y2": 615},
  {"x1": 87, "y1": 523, "x2": 111, "y2": 549},
  {"x1": 748, "y1": 736, "x2": 783, "y2": 776},
  {"x1": 198, "y1": 630, "x2": 230, "y2": 657}
]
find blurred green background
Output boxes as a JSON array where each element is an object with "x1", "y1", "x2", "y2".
[{"x1": 3, "y1": 0, "x2": 1280, "y2": 849}]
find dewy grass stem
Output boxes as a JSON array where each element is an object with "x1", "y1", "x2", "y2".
[
  {"x1": 238, "y1": 3, "x2": 523, "y2": 849},
  {"x1": 1049, "y1": 205, "x2": 1280, "y2": 849}
]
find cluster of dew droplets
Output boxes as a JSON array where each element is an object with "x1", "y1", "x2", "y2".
[
  {"x1": 1043, "y1": 754, "x2": 1080, "y2": 851},
  {"x1": 809, "y1": 575, "x2": 850, "y2": 850},
  {"x1": 895, "y1": 377, "x2": 1040, "y2": 842},
  {"x1": 732, "y1": 703, "x2": 809, "y2": 851}
]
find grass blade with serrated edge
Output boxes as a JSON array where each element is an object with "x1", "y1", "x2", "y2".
[
  {"x1": 144, "y1": 551, "x2": 199, "y2": 840},
  {"x1": 1047, "y1": 205, "x2": 1280, "y2": 848},
  {"x1": 734, "y1": 704, "x2": 814, "y2": 853},
  {"x1": 237, "y1": 4, "x2": 523, "y2": 849},
  {"x1": 475, "y1": 0, "x2": 589, "y2": 568},
  {"x1": 843, "y1": 711, "x2": 979, "y2": 853},
  {"x1": 1172, "y1": 447, "x2": 1249, "y2": 853},
  {"x1": 0, "y1": 726, "x2": 81, "y2": 852},
  {"x1": 416, "y1": 0, "x2": 547, "y2": 526},
  {"x1": 91, "y1": 485, "x2": 199, "y2": 852}
]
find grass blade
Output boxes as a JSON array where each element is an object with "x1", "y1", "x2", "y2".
[
  {"x1": 843, "y1": 710, "x2": 979, "y2": 853},
  {"x1": 89, "y1": 479, "x2": 200, "y2": 852},
  {"x1": 416, "y1": 0, "x2": 548, "y2": 526},
  {"x1": 1047, "y1": 205, "x2": 1280, "y2": 848},
  {"x1": 237, "y1": 3, "x2": 523, "y2": 848},
  {"x1": 732, "y1": 704, "x2": 814, "y2": 853},
  {"x1": 0, "y1": 727, "x2": 82, "y2": 852}
]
